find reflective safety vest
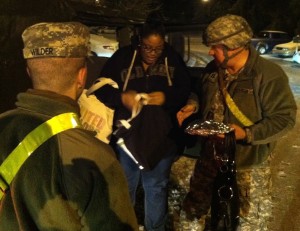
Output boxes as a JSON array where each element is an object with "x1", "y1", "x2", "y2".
[{"x1": 0, "y1": 112, "x2": 82, "y2": 200}]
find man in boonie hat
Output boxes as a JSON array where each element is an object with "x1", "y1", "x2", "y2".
[
  {"x1": 179, "y1": 14, "x2": 296, "y2": 231},
  {"x1": 0, "y1": 22, "x2": 138, "y2": 230}
]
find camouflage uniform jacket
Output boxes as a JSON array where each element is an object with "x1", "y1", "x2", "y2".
[
  {"x1": 0, "y1": 89, "x2": 138, "y2": 231},
  {"x1": 196, "y1": 45, "x2": 297, "y2": 169}
]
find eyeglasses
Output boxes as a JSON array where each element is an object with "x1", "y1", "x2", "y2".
[{"x1": 141, "y1": 44, "x2": 164, "y2": 54}]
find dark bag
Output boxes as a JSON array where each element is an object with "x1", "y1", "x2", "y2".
[
  {"x1": 211, "y1": 130, "x2": 240, "y2": 231},
  {"x1": 114, "y1": 105, "x2": 174, "y2": 171}
]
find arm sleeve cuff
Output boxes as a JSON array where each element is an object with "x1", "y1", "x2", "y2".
[{"x1": 244, "y1": 127, "x2": 252, "y2": 144}]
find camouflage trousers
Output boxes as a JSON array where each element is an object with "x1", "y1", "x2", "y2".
[
  {"x1": 236, "y1": 161, "x2": 272, "y2": 231},
  {"x1": 182, "y1": 158, "x2": 272, "y2": 231}
]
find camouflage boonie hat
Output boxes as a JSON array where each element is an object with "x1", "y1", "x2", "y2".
[
  {"x1": 203, "y1": 14, "x2": 253, "y2": 50},
  {"x1": 22, "y1": 22, "x2": 90, "y2": 59}
]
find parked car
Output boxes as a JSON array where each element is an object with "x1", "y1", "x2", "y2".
[
  {"x1": 89, "y1": 33, "x2": 119, "y2": 57},
  {"x1": 293, "y1": 46, "x2": 300, "y2": 64},
  {"x1": 251, "y1": 30, "x2": 291, "y2": 55},
  {"x1": 272, "y1": 36, "x2": 300, "y2": 57}
]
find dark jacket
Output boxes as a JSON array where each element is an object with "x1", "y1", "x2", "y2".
[
  {"x1": 0, "y1": 89, "x2": 138, "y2": 231},
  {"x1": 96, "y1": 43, "x2": 191, "y2": 162},
  {"x1": 197, "y1": 46, "x2": 297, "y2": 169},
  {"x1": 98, "y1": 43, "x2": 191, "y2": 121}
]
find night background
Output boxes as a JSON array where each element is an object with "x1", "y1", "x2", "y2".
[{"x1": 0, "y1": 0, "x2": 300, "y2": 112}]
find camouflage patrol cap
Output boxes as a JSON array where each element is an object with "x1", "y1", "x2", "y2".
[
  {"x1": 203, "y1": 14, "x2": 253, "y2": 50},
  {"x1": 22, "y1": 22, "x2": 90, "y2": 59}
]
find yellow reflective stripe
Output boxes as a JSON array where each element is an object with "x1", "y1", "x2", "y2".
[
  {"x1": 0, "y1": 112, "x2": 81, "y2": 199},
  {"x1": 224, "y1": 92, "x2": 254, "y2": 127}
]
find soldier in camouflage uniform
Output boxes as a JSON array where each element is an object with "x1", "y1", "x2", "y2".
[
  {"x1": 179, "y1": 14, "x2": 297, "y2": 230},
  {"x1": 0, "y1": 22, "x2": 138, "y2": 230}
]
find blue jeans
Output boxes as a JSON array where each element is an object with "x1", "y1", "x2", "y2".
[{"x1": 117, "y1": 146, "x2": 177, "y2": 231}]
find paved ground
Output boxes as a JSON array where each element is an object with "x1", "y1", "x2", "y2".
[{"x1": 268, "y1": 100, "x2": 300, "y2": 231}]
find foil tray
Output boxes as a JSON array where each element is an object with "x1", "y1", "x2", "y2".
[{"x1": 185, "y1": 120, "x2": 233, "y2": 136}]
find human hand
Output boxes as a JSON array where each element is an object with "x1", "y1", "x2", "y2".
[
  {"x1": 177, "y1": 104, "x2": 196, "y2": 126},
  {"x1": 121, "y1": 90, "x2": 138, "y2": 111},
  {"x1": 147, "y1": 91, "x2": 165, "y2": 105},
  {"x1": 216, "y1": 123, "x2": 246, "y2": 140}
]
